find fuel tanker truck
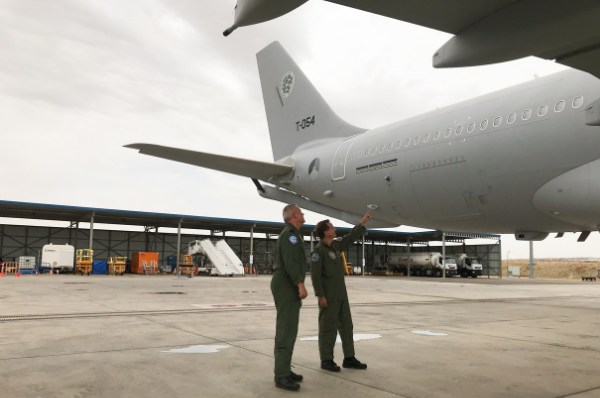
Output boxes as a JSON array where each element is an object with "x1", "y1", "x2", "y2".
[
  {"x1": 454, "y1": 254, "x2": 484, "y2": 278},
  {"x1": 385, "y1": 252, "x2": 457, "y2": 277}
]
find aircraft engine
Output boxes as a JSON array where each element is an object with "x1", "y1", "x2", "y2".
[
  {"x1": 432, "y1": 1, "x2": 600, "y2": 70},
  {"x1": 533, "y1": 158, "x2": 600, "y2": 230},
  {"x1": 223, "y1": 0, "x2": 309, "y2": 36}
]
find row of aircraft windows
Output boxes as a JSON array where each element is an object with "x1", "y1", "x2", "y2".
[{"x1": 350, "y1": 96, "x2": 584, "y2": 161}]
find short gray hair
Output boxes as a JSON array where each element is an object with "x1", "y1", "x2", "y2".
[{"x1": 283, "y1": 204, "x2": 298, "y2": 223}]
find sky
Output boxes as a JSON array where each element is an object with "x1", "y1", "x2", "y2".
[{"x1": 0, "y1": 0, "x2": 598, "y2": 259}]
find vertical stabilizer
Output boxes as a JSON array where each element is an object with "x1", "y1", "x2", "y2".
[{"x1": 257, "y1": 42, "x2": 364, "y2": 161}]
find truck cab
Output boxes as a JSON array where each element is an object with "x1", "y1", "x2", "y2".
[
  {"x1": 438, "y1": 256, "x2": 458, "y2": 277},
  {"x1": 455, "y1": 254, "x2": 484, "y2": 278}
]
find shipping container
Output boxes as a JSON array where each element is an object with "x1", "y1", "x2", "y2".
[{"x1": 131, "y1": 252, "x2": 159, "y2": 274}]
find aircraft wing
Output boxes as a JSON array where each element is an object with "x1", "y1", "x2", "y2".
[
  {"x1": 326, "y1": 0, "x2": 518, "y2": 34},
  {"x1": 124, "y1": 144, "x2": 294, "y2": 182},
  {"x1": 329, "y1": 0, "x2": 600, "y2": 78},
  {"x1": 226, "y1": 0, "x2": 600, "y2": 78}
]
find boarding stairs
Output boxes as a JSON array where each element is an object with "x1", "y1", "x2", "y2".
[{"x1": 193, "y1": 239, "x2": 244, "y2": 276}]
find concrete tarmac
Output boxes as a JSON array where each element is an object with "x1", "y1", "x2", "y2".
[{"x1": 1, "y1": 274, "x2": 600, "y2": 398}]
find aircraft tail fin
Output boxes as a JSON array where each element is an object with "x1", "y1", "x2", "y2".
[{"x1": 257, "y1": 42, "x2": 364, "y2": 161}]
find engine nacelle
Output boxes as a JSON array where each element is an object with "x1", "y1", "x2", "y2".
[
  {"x1": 533, "y1": 158, "x2": 600, "y2": 230},
  {"x1": 432, "y1": 0, "x2": 600, "y2": 69}
]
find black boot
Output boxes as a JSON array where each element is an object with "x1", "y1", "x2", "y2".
[
  {"x1": 290, "y1": 371, "x2": 303, "y2": 382},
  {"x1": 274, "y1": 376, "x2": 300, "y2": 391},
  {"x1": 342, "y1": 356, "x2": 367, "y2": 369},
  {"x1": 320, "y1": 360, "x2": 341, "y2": 372}
]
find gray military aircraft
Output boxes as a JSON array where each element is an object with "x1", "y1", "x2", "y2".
[{"x1": 126, "y1": 2, "x2": 600, "y2": 240}]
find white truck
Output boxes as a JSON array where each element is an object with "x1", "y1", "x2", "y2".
[
  {"x1": 41, "y1": 244, "x2": 75, "y2": 272},
  {"x1": 386, "y1": 252, "x2": 458, "y2": 277},
  {"x1": 454, "y1": 254, "x2": 484, "y2": 278}
]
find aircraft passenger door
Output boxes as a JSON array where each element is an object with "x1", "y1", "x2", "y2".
[{"x1": 331, "y1": 138, "x2": 356, "y2": 181}]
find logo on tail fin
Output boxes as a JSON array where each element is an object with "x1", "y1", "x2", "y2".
[{"x1": 280, "y1": 72, "x2": 295, "y2": 98}]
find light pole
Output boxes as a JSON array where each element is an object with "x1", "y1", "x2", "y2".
[{"x1": 506, "y1": 250, "x2": 510, "y2": 278}]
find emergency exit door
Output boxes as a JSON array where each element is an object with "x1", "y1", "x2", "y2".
[{"x1": 331, "y1": 138, "x2": 355, "y2": 181}]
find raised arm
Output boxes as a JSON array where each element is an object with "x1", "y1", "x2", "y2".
[{"x1": 339, "y1": 211, "x2": 371, "y2": 251}]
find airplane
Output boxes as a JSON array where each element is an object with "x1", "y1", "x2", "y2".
[{"x1": 126, "y1": 5, "x2": 600, "y2": 241}]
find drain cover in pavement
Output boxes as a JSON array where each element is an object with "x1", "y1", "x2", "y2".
[
  {"x1": 411, "y1": 330, "x2": 448, "y2": 336},
  {"x1": 143, "y1": 292, "x2": 186, "y2": 295},
  {"x1": 162, "y1": 345, "x2": 229, "y2": 354},
  {"x1": 193, "y1": 302, "x2": 274, "y2": 309}
]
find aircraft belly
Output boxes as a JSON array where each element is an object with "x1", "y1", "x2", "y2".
[
  {"x1": 354, "y1": 167, "x2": 411, "y2": 223},
  {"x1": 410, "y1": 159, "x2": 484, "y2": 222}
]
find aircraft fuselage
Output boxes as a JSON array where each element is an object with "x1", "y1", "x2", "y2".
[{"x1": 285, "y1": 69, "x2": 600, "y2": 234}]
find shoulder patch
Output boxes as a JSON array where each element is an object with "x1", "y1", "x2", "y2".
[
  {"x1": 328, "y1": 251, "x2": 336, "y2": 260},
  {"x1": 311, "y1": 253, "x2": 320, "y2": 262},
  {"x1": 288, "y1": 235, "x2": 298, "y2": 245}
]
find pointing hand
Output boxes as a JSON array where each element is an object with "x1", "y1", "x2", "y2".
[{"x1": 360, "y1": 210, "x2": 372, "y2": 226}]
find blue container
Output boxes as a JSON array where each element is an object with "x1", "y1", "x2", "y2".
[
  {"x1": 19, "y1": 269, "x2": 35, "y2": 275},
  {"x1": 167, "y1": 256, "x2": 177, "y2": 266},
  {"x1": 92, "y1": 261, "x2": 108, "y2": 275}
]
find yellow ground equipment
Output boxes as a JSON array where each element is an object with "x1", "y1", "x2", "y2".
[
  {"x1": 108, "y1": 257, "x2": 126, "y2": 276},
  {"x1": 341, "y1": 252, "x2": 352, "y2": 275},
  {"x1": 179, "y1": 255, "x2": 195, "y2": 276},
  {"x1": 76, "y1": 249, "x2": 93, "y2": 275}
]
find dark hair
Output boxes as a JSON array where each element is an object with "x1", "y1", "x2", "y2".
[{"x1": 315, "y1": 219, "x2": 331, "y2": 240}]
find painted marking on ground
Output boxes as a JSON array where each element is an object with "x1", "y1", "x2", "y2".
[
  {"x1": 300, "y1": 334, "x2": 382, "y2": 343},
  {"x1": 161, "y1": 345, "x2": 230, "y2": 354},
  {"x1": 193, "y1": 302, "x2": 274, "y2": 309},
  {"x1": 411, "y1": 330, "x2": 448, "y2": 336}
]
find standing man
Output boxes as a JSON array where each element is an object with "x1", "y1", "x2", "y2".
[
  {"x1": 311, "y1": 211, "x2": 371, "y2": 372},
  {"x1": 271, "y1": 204, "x2": 308, "y2": 391}
]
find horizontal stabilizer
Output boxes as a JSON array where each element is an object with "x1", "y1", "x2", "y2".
[{"x1": 124, "y1": 144, "x2": 294, "y2": 181}]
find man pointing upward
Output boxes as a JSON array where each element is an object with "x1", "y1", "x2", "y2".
[{"x1": 311, "y1": 211, "x2": 371, "y2": 372}]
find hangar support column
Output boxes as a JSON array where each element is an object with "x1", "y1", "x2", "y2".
[
  {"x1": 362, "y1": 234, "x2": 366, "y2": 277},
  {"x1": 89, "y1": 212, "x2": 95, "y2": 250},
  {"x1": 442, "y1": 232, "x2": 446, "y2": 279},
  {"x1": 529, "y1": 241, "x2": 535, "y2": 279},
  {"x1": 176, "y1": 219, "x2": 182, "y2": 277},
  {"x1": 249, "y1": 224, "x2": 255, "y2": 275},
  {"x1": 407, "y1": 237, "x2": 411, "y2": 278}
]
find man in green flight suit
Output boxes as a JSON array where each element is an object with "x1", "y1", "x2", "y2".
[
  {"x1": 311, "y1": 211, "x2": 371, "y2": 372},
  {"x1": 271, "y1": 204, "x2": 309, "y2": 391}
]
